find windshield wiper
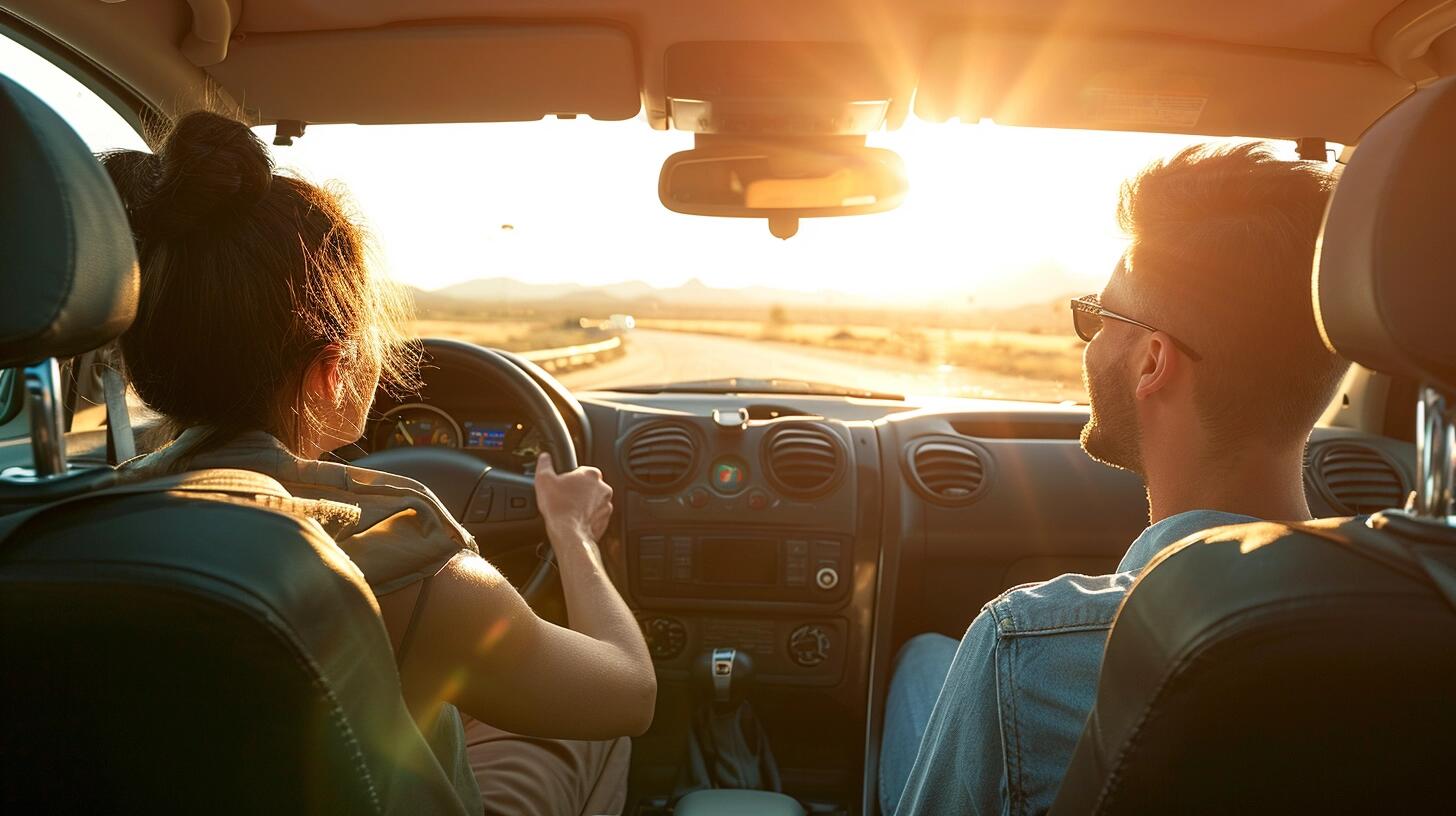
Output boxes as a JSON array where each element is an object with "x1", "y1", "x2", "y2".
[{"x1": 611, "y1": 377, "x2": 903, "y2": 401}]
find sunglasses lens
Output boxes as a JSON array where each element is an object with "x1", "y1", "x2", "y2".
[{"x1": 1073, "y1": 308, "x2": 1102, "y2": 342}]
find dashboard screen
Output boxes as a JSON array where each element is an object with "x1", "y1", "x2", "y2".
[
  {"x1": 463, "y1": 421, "x2": 510, "y2": 451},
  {"x1": 698, "y1": 538, "x2": 778, "y2": 586}
]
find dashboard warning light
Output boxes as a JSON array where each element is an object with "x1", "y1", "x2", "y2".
[{"x1": 711, "y1": 458, "x2": 748, "y2": 494}]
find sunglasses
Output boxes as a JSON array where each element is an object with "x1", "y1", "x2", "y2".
[{"x1": 1069, "y1": 294, "x2": 1203, "y2": 362}]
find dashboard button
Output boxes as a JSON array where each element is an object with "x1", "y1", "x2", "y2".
[
  {"x1": 815, "y1": 567, "x2": 840, "y2": 591},
  {"x1": 638, "y1": 536, "x2": 665, "y2": 580},
  {"x1": 464, "y1": 486, "x2": 494, "y2": 523},
  {"x1": 789, "y1": 624, "x2": 831, "y2": 668},
  {"x1": 639, "y1": 556, "x2": 665, "y2": 581},
  {"x1": 642, "y1": 617, "x2": 688, "y2": 661},
  {"x1": 812, "y1": 539, "x2": 842, "y2": 558},
  {"x1": 747, "y1": 490, "x2": 771, "y2": 510},
  {"x1": 671, "y1": 537, "x2": 694, "y2": 580},
  {"x1": 685, "y1": 488, "x2": 711, "y2": 509},
  {"x1": 504, "y1": 486, "x2": 536, "y2": 520}
]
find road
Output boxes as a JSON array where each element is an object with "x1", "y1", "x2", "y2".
[{"x1": 557, "y1": 329, "x2": 1080, "y2": 402}]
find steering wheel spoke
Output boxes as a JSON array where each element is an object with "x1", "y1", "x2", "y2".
[{"x1": 462, "y1": 466, "x2": 538, "y2": 525}]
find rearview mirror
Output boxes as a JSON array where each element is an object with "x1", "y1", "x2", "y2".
[{"x1": 659, "y1": 141, "x2": 907, "y2": 238}]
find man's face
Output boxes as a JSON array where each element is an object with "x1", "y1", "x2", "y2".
[{"x1": 1080, "y1": 265, "x2": 1145, "y2": 474}]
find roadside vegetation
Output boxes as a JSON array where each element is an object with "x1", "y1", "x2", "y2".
[
  {"x1": 636, "y1": 305, "x2": 1086, "y2": 396},
  {"x1": 410, "y1": 319, "x2": 605, "y2": 353},
  {"x1": 406, "y1": 291, "x2": 1087, "y2": 400}
]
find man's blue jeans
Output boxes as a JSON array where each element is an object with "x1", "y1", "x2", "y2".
[{"x1": 878, "y1": 633, "x2": 958, "y2": 815}]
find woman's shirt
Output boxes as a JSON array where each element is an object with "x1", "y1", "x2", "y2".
[{"x1": 125, "y1": 427, "x2": 480, "y2": 595}]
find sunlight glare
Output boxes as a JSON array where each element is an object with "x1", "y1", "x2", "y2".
[{"x1": 258, "y1": 113, "x2": 1248, "y2": 307}]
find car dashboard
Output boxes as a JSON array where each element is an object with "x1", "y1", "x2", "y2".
[{"x1": 125, "y1": 366, "x2": 1416, "y2": 813}]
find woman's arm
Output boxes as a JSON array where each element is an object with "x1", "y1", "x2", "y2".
[{"x1": 395, "y1": 458, "x2": 656, "y2": 740}]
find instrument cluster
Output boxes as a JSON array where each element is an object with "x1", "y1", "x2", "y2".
[{"x1": 370, "y1": 403, "x2": 543, "y2": 465}]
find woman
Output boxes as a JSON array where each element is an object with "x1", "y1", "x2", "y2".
[{"x1": 104, "y1": 112, "x2": 655, "y2": 815}]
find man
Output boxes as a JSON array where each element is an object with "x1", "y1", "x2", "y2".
[{"x1": 878, "y1": 143, "x2": 1349, "y2": 816}]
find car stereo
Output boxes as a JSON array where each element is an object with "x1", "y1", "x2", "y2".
[{"x1": 631, "y1": 532, "x2": 850, "y2": 603}]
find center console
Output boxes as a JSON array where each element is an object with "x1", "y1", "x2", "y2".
[
  {"x1": 609, "y1": 407, "x2": 881, "y2": 811},
  {"x1": 616, "y1": 412, "x2": 867, "y2": 687}
]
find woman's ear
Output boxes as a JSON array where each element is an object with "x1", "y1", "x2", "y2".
[{"x1": 303, "y1": 345, "x2": 346, "y2": 406}]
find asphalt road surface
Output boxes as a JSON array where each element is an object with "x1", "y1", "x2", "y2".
[{"x1": 557, "y1": 329, "x2": 1081, "y2": 402}]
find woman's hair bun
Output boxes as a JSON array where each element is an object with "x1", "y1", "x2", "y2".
[{"x1": 101, "y1": 111, "x2": 273, "y2": 241}]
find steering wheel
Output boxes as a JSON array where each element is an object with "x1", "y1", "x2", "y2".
[{"x1": 353, "y1": 338, "x2": 580, "y2": 602}]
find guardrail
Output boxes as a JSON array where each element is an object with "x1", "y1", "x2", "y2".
[{"x1": 519, "y1": 335, "x2": 625, "y2": 373}]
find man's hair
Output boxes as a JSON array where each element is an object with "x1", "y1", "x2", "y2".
[{"x1": 1117, "y1": 142, "x2": 1350, "y2": 447}]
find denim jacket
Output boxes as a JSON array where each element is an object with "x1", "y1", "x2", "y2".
[{"x1": 895, "y1": 510, "x2": 1257, "y2": 816}]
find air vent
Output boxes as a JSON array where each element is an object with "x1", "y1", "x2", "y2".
[
  {"x1": 1308, "y1": 441, "x2": 1408, "y2": 515},
  {"x1": 764, "y1": 424, "x2": 844, "y2": 498},
  {"x1": 906, "y1": 438, "x2": 990, "y2": 506},
  {"x1": 623, "y1": 423, "x2": 697, "y2": 491}
]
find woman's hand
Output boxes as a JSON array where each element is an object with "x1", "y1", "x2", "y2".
[
  {"x1": 398, "y1": 454, "x2": 653, "y2": 740},
  {"x1": 534, "y1": 452, "x2": 613, "y2": 542}
]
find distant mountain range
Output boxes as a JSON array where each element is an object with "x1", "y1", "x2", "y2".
[
  {"x1": 419, "y1": 270, "x2": 1087, "y2": 313},
  {"x1": 429, "y1": 276, "x2": 889, "y2": 309}
]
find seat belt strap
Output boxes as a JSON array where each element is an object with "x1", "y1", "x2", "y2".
[{"x1": 101, "y1": 364, "x2": 135, "y2": 464}]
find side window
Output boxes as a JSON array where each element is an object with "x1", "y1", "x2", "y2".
[
  {"x1": 0, "y1": 32, "x2": 148, "y2": 443},
  {"x1": 0, "y1": 32, "x2": 145, "y2": 151}
]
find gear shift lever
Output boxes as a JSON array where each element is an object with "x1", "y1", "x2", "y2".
[
  {"x1": 697, "y1": 647, "x2": 754, "y2": 712},
  {"x1": 675, "y1": 647, "x2": 782, "y2": 795}
]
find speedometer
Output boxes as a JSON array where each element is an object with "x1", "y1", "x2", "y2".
[{"x1": 372, "y1": 404, "x2": 462, "y2": 450}]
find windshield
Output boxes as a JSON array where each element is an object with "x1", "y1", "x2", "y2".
[{"x1": 259, "y1": 117, "x2": 1324, "y2": 402}]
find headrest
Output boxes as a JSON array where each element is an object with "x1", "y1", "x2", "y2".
[
  {"x1": 0, "y1": 75, "x2": 138, "y2": 369},
  {"x1": 1314, "y1": 76, "x2": 1456, "y2": 393}
]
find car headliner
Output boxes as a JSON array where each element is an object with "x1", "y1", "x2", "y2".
[{"x1": 3, "y1": 1, "x2": 1455, "y2": 144}]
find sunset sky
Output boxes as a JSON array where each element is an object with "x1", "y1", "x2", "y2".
[{"x1": 5, "y1": 34, "x2": 1320, "y2": 308}]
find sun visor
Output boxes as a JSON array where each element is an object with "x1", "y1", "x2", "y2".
[
  {"x1": 662, "y1": 42, "x2": 898, "y2": 135},
  {"x1": 206, "y1": 24, "x2": 641, "y2": 124},
  {"x1": 916, "y1": 29, "x2": 1412, "y2": 142}
]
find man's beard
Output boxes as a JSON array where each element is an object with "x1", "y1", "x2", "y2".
[{"x1": 1080, "y1": 355, "x2": 1144, "y2": 474}]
